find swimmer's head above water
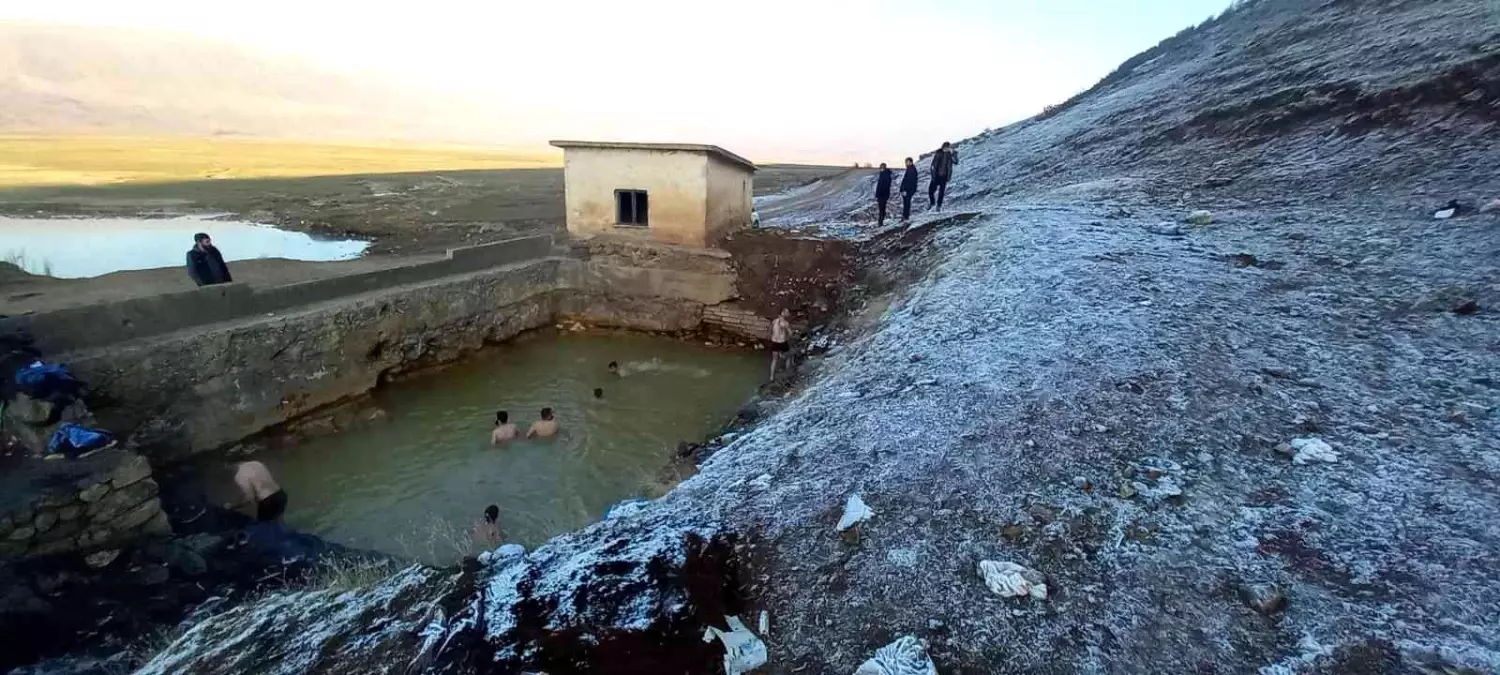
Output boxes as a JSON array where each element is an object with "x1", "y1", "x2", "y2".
[
  {"x1": 484, "y1": 504, "x2": 499, "y2": 523},
  {"x1": 540, "y1": 407, "x2": 554, "y2": 420},
  {"x1": 593, "y1": 388, "x2": 604, "y2": 399},
  {"x1": 607, "y1": 361, "x2": 619, "y2": 375},
  {"x1": 494, "y1": 410, "x2": 508, "y2": 425}
]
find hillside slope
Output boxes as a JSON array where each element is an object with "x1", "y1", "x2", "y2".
[
  {"x1": 104, "y1": 0, "x2": 1500, "y2": 673},
  {"x1": 0, "y1": 23, "x2": 509, "y2": 144}
]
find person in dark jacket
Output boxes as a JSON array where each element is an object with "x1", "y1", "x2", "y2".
[
  {"x1": 186, "y1": 232, "x2": 233, "y2": 286},
  {"x1": 874, "y1": 163, "x2": 894, "y2": 226},
  {"x1": 900, "y1": 157, "x2": 920, "y2": 221},
  {"x1": 927, "y1": 141, "x2": 959, "y2": 211}
]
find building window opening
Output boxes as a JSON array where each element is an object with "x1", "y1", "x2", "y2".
[{"x1": 615, "y1": 190, "x2": 649, "y2": 226}]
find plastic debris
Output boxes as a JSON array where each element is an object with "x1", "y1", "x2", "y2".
[
  {"x1": 1289, "y1": 437, "x2": 1339, "y2": 464},
  {"x1": 978, "y1": 560, "x2": 1048, "y2": 600},
  {"x1": 758, "y1": 610, "x2": 770, "y2": 636},
  {"x1": 1187, "y1": 209, "x2": 1214, "y2": 225},
  {"x1": 836, "y1": 494, "x2": 875, "y2": 532},
  {"x1": 853, "y1": 635, "x2": 938, "y2": 675},
  {"x1": 477, "y1": 543, "x2": 526, "y2": 566},
  {"x1": 702, "y1": 615, "x2": 768, "y2": 675}
]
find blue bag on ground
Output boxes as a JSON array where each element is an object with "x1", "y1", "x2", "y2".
[
  {"x1": 47, "y1": 423, "x2": 114, "y2": 458},
  {"x1": 14, "y1": 361, "x2": 84, "y2": 402}
]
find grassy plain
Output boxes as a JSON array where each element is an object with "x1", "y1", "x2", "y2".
[{"x1": 0, "y1": 135, "x2": 558, "y2": 187}]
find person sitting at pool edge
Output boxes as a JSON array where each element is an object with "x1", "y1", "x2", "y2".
[
  {"x1": 230, "y1": 460, "x2": 286, "y2": 522},
  {"x1": 527, "y1": 407, "x2": 559, "y2": 438},
  {"x1": 473, "y1": 504, "x2": 502, "y2": 545},
  {"x1": 491, "y1": 410, "x2": 517, "y2": 444}
]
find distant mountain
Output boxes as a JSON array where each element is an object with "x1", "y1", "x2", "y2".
[{"x1": 0, "y1": 22, "x2": 511, "y2": 145}]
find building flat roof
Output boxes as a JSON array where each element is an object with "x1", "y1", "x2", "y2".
[{"x1": 549, "y1": 140, "x2": 756, "y2": 172}]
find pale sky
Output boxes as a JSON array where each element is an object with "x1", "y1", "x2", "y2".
[{"x1": 6, "y1": 0, "x2": 1232, "y2": 163}]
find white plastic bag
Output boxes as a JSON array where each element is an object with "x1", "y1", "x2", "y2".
[
  {"x1": 978, "y1": 560, "x2": 1048, "y2": 600},
  {"x1": 836, "y1": 494, "x2": 874, "y2": 532},
  {"x1": 853, "y1": 636, "x2": 938, "y2": 675},
  {"x1": 702, "y1": 615, "x2": 768, "y2": 674}
]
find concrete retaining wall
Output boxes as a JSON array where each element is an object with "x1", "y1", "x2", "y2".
[
  {"x1": 23, "y1": 234, "x2": 771, "y2": 461},
  {"x1": 0, "y1": 450, "x2": 169, "y2": 559},
  {"x1": 4, "y1": 235, "x2": 557, "y2": 354}
]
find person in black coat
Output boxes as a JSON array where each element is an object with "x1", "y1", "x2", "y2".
[
  {"x1": 900, "y1": 157, "x2": 920, "y2": 221},
  {"x1": 927, "y1": 141, "x2": 959, "y2": 211},
  {"x1": 874, "y1": 163, "x2": 894, "y2": 226},
  {"x1": 186, "y1": 232, "x2": 233, "y2": 286}
]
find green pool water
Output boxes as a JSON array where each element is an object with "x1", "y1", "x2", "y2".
[{"x1": 226, "y1": 332, "x2": 766, "y2": 564}]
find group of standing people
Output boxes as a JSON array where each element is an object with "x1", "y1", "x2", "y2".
[{"x1": 872, "y1": 142, "x2": 960, "y2": 226}]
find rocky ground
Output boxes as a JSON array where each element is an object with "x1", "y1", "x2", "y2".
[{"x1": 22, "y1": 0, "x2": 1500, "y2": 673}]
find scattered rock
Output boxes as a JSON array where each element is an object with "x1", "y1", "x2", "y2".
[
  {"x1": 836, "y1": 494, "x2": 874, "y2": 532},
  {"x1": 1239, "y1": 583, "x2": 1288, "y2": 615},
  {"x1": 1072, "y1": 476, "x2": 1092, "y2": 492},
  {"x1": 1452, "y1": 299, "x2": 1478, "y2": 315},
  {"x1": 1118, "y1": 482, "x2": 1139, "y2": 499},
  {"x1": 1202, "y1": 176, "x2": 1235, "y2": 188},
  {"x1": 109, "y1": 453, "x2": 153, "y2": 489},
  {"x1": 977, "y1": 560, "x2": 1048, "y2": 600},
  {"x1": 1231, "y1": 253, "x2": 1260, "y2": 268},
  {"x1": 9, "y1": 525, "x2": 37, "y2": 541},
  {"x1": 78, "y1": 483, "x2": 110, "y2": 503},
  {"x1": 1187, "y1": 209, "x2": 1214, "y2": 225},
  {"x1": 1290, "y1": 437, "x2": 1339, "y2": 465},
  {"x1": 853, "y1": 636, "x2": 938, "y2": 675},
  {"x1": 83, "y1": 549, "x2": 120, "y2": 569},
  {"x1": 1148, "y1": 222, "x2": 1186, "y2": 236},
  {"x1": 33, "y1": 510, "x2": 58, "y2": 533},
  {"x1": 1481, "y1": 198, "x2": 1500, "y2": 213}
]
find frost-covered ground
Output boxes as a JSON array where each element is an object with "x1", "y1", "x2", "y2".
[{"x1": 132, "y1": 0, "x2": 1498, "y2": 672}]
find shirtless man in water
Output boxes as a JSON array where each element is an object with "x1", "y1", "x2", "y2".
[
  {"x1": 232, "y1": 460, "x2": 287, "y2": 522},
  {"x1": 491, "y1": 410, "x2": 518, "y2": 444},
  {"x1": 527, "y1": 407, "x2": 559, "y2": 438}
]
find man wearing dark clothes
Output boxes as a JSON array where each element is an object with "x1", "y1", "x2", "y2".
[
  {"x1": 874, "y1": 163, "x2": 894, "y2": 226},
  {"x1": 900, "y1": 157, "x2": 920, "y2": 221},
  {"x1": 927, "y1": 142, "x2": 959, "y2": 211},
  {"x1": 186, "y1": 232, "x2": 233, "y2": 286}
]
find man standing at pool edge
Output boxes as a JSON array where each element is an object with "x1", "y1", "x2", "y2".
[
  {"x1": 769, "y1": 308, "x2": 792, "y2": 379},
  {"x1": 186, "y1": 232, "x2": 233, "y2": 287}
]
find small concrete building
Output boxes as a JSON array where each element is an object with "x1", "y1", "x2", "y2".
[{"x1": 549, "y1": 140, "x2": 756, "y2": 248}]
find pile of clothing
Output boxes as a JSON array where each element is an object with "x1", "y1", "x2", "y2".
[{"x1": 9, "y1": 360, "x2": 115, "y2": 459}]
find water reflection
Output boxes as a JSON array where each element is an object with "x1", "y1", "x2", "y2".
[{"x1": 0, "y1": 214, "x2": 368, "y2": 278}]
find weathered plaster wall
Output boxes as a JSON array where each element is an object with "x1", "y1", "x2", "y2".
[
  {"x1": 560, "y1": 148, "x2": 709, "y2": 247},
  {"x1": 0, "y1": 450, "x2": 168, "y2": 559},
  {"x1": 704, "y1": 154, "x2": 753, "y2": 245},
  {"x1": 4, "y1": 236, "x2": 557, "y2": 355},
  {"x1": 76, "y1": 261, "x2": 566, "y2": 462}
]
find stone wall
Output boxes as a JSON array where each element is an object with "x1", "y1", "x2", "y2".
[
  {"x1": 701, "y1": 303, "x2": 773, "y2": 339},
  {"x1": 0, "y1": 450, "x2": 168, "y2": 559},
  {"x1": 76, "y1": 260, "x2": 566, "y2": 462},
  {"x1": 3, "y1": 235, "x2": 556, "y2": 355}
]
